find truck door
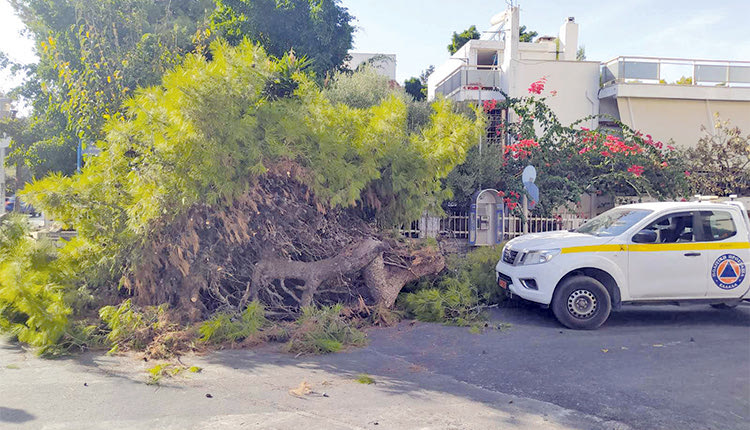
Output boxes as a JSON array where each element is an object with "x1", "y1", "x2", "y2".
[
  {"x1": 698, "y1": 209, "x2": 750, "y2": 299},
  {"x1": 628, "y1": 211, "x2": 708, "y2": 299}
]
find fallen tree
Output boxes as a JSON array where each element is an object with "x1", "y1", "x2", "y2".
[{"x1": 16, "y1": 41, "x2": 480, "y2": 334}]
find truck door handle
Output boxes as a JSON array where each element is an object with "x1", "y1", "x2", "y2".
[{"x1": 684, "y1": 252, "x2": 701, "y2": 257}]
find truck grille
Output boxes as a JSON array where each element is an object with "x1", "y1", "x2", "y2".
[{"x1": 502, "y1": 248, "x2": 518, "y2": 265}]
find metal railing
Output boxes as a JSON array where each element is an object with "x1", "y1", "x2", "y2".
[
  {"x1": 502, "y1": 214, "x2": 586, "y2": 240},
  {"x1": 400, "y1": 211, "x2": 587, "y2": 241},
  {"x1": 601, "y1": 56, "x2": 750, "y2": 87},
  {"x1": 434, "y1": 66, "x2": 502, "y2": 97}
]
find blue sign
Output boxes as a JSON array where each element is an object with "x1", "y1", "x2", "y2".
[{"x1": 711, "y1": 254, "x2": 746, "y2": 290}]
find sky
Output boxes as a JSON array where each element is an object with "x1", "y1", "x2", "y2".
[{"x1": 1, "y1": 0, "x2": 749, "y2": 92}]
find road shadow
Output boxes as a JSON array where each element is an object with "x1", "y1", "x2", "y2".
[
  {"x1": 489, "y1": 299, "x2": 750, "y2": 330},
  {"x1": 605, "y1": 305, "x2": 750, "y2": 328},
  {"x1": 0, "y1": 407, "x2": 36, "y2": 424}
]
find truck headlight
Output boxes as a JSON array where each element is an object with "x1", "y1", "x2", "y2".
[{"x1": 522, "y1": 249, "x2": 561, "y2": 265}]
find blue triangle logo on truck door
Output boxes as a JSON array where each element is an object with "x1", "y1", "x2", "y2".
[
  {"x1": 711, "y1": 254, "x2": 745, "y2": 290},
  {"x1": 720, "y1": 262, "x2": 738, "y2": 279}
]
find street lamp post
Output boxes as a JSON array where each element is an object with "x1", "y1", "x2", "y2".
[{"x1": 0, "y1": 136, "x2": 9, "y2": 215}]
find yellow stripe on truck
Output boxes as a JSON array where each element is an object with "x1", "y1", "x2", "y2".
[
  {"x1": 561, "y1": 242, "x2": 750, "y2": 254},
  {"x1": 561, "y1": 245, "x2": 626, "y2": 254},
  {"x1": 628, "y1": 242, "x2": 750, "y2": 252}
]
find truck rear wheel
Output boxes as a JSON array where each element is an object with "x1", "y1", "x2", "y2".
[{"x1": 552, "y1": 276, "x2": 612, "y2": 330}]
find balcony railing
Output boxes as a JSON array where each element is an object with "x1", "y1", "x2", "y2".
[
  {"x1": 601, "y1": 56, "x2": 750, "y2": 87},
  {"x1": 435, "y1": 66, "x2": 502, "y2": 97}
]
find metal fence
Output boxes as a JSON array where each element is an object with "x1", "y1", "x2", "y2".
[
  {"x1": 401, "y1": 211, "x2": 587, "y2": 242},
  {"x1": 501, "y1": 214, "x2": 586, "y2": 239}
]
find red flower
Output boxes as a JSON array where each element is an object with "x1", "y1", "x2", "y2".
[
  {"x1": 497, "y1": 191, "x2": 505, "y2": 197},
  {"x1": 527, "y1": 77, "x2": 547, "y2": 94},
  {"x1": 627, "y1": 164, "x2": 645, "y2": 177},
  {"x1": 684, "y1": 170, "x2": 691, "y2": 177},
  {"x1": 600, "y1": 151, "x2": 611, "y2": 157}
]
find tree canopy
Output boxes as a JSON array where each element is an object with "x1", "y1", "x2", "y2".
[
  {"x1": 447, "y1": 25, "x2": 480, "y2": 55},
  {"x1": 683, "y1": 116, "x2": 750, "y2": 196},
  {"x1": 3, "y1": 0, "x2": 215, "y2": 179},
  {"x1": 211, "y1": 0, "x2": 354, "y2": 77},
  {"x1": 518, "y1": 25, "x2": 538, "y2": 43}
]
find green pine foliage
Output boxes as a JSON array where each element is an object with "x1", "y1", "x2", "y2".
[
  {"x1": 5, "y1": 41, "x2": 482, "y2": 351},
  {"x1": 284, "y1": 304, "x2": 367, "y2": 354},
  {"x1": 199, "y1": 301, "x2": 267, "y2": 344},
  {"x1": 399, "y1": 246, "x2": 504, "y2": 326},
  {"x1": 99, "y1": 299, "x2": 169, "y2": 354},
  {"x1": 20, "y1": 40, "x2": 481, "y2": 291},
  {"x1": 0, "y1": 214, "x2": 71, "y2": 347}
]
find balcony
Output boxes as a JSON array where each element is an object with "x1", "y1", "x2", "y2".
[
  {"x1": 434, "y1": 66, "x2": 502, "y2": 99},
  {"x1": 601, "y1": 56, "x2": 750, "y2": 87}
]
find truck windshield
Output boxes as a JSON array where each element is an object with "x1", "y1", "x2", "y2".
[{"x1": 576, "y1": 208, "x2": 652, "y2": 237}]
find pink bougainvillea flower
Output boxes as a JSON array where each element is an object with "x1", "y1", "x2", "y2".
[
  {"x1": 527, "y1": 77, "x2": 547, "y2": 94},
  {"x1": 684, "y1": 170, "x2": 691, "y2": 177},
  {"x1": 627, "y1": 164, "x2": 645, "y2": 177},
  {"x1": 661, "y1": 161, "x2": 668, "y2": 167}
]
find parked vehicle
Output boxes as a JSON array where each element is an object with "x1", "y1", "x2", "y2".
[
  {"x1": 496, "y1": 199, "x2": 750, "y2": 329},
  {"x1": 4, "y1": 196, "x2": 39, "y2": 217}
]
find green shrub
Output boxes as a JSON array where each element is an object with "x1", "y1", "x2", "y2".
[
  {"x1": 399, "y1": 245, "x2": 505, "y2": 326},
  {"x1": 38, "y1": 320, "x2": 107, "y2": 357},
  {"x1": 446, "y1": 245, "x2": 505, "y2": 304},
  {"x1": 285, "y1": 304, "x2": 367, "y2": 355},
  {"x1": 99, "y1": 299, "x2": 169, "y2": 354},
  {"x1": 198, "y1": 301, "x2": 267, "y2": 344},
  {"x1": 0, "y1": 214, "x2": 71, "y2": 348}
]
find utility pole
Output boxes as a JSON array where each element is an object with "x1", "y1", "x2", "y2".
[{"x1": 0, "y1": 136, "x2": 9, "y2": 216}]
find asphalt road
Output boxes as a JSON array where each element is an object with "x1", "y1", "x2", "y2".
[
  {"x1": 1, "y1": 302, "x2": 748, "y2": 429},
  {"x1": 367, "y1": 302, "x2": 750, "y2": 430}
]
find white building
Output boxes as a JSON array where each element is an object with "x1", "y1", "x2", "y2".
[
  {"x1": 428, "y1": 6, "x2": 750, "y2": 148},
  {"x1": 347, "y1": 52, "x2": 397, "y2": 81}
]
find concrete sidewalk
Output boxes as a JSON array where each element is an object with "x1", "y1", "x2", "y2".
[{"x1": 0, "y1": 338, "x2": 628, "y2": 430}]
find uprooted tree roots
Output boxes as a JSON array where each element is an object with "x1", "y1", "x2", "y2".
[{"x1": 123, "y1": 164, "x2": 444, "y2": 320}]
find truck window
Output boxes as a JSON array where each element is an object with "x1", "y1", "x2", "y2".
[
  {"x1": 697, "y1": 211, "x2": 737, "y2": 242},
  {"x1": 640, "y1": 212, "x2": 696, "y2": 243},
  {"x1": 576, "y1": 208, "x2": 652, "y2": 237}
]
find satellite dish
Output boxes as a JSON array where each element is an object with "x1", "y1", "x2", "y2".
[
  {"x1": 525, "y1": 182, "x2": 539, "y2": 210},
  {"x1": 522, "y1": 165, "x2": 536, "y2": 183},
  {"x1": 522, "y1": 165, "x2": 539, "y2": 210}
]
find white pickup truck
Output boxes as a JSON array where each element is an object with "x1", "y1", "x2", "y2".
[{"x1": 495, "y1": 200, "x2": 750, "y2": 329}]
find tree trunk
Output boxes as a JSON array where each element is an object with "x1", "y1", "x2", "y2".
[
  {"x1": 247, "y1": 239, "x2": 389, "y2": 308},
  {"x1": 363, "y1": 247, "x2": 445, "y2": 308}
]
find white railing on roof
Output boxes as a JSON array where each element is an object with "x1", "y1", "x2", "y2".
[{"x1": 601, "y1": 56, "x2": 750, "y2": 87}]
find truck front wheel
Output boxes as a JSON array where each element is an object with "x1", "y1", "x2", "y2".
[{"x1": 552, "y1": 276, "x2": 612, "y2": 330}]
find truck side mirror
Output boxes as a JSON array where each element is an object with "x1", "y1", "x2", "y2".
[{"x1": 632, "y1": 229, "x2": 657, "y2": 243}]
